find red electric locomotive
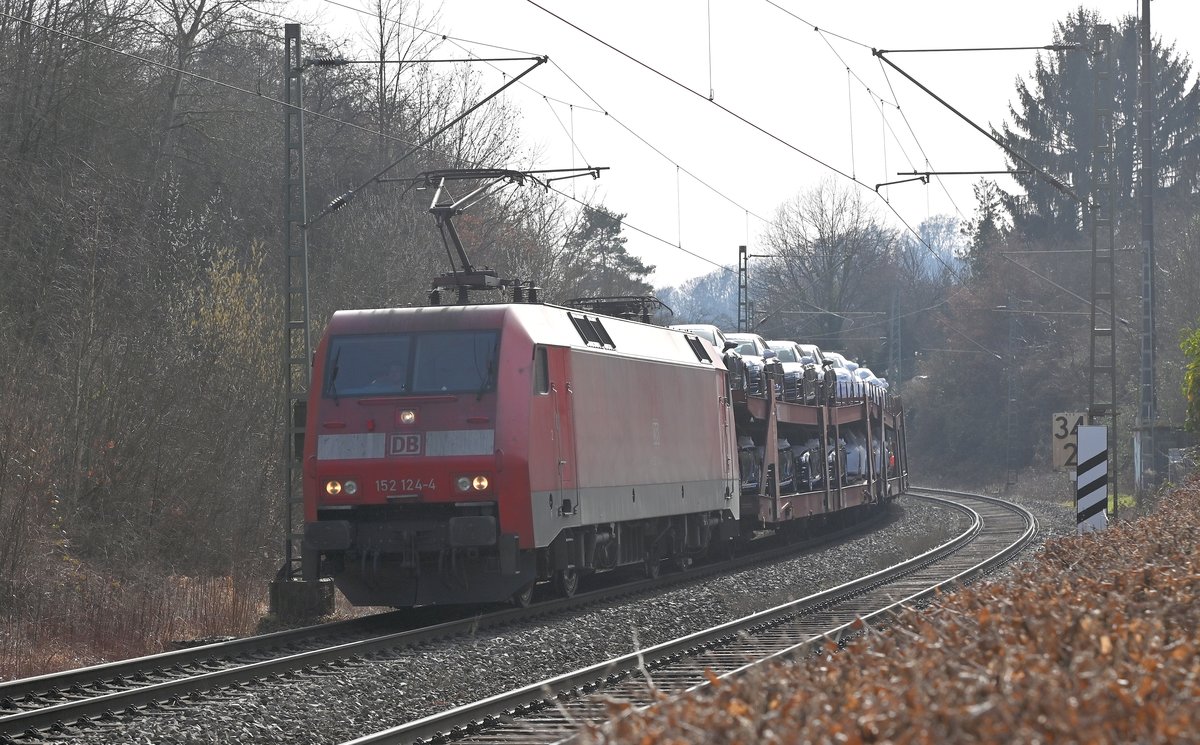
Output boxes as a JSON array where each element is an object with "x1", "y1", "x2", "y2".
[{"x1": 303, "y1": 303, "x2": 741, "y2": 607}]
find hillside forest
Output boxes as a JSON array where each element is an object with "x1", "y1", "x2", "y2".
[{"x1": 1, "y1": 1, "x2": 1199, "y2": 675}]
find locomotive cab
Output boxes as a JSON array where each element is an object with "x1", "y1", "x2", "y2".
[{"x1": 303, "y1": 307, "x2": 531, "y2": 607}]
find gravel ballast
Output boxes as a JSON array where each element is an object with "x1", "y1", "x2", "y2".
[{"x1": 65, "y1": 492, "x2": 1072, "y2": 744}]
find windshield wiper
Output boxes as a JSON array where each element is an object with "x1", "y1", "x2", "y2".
[
  {"x1": 476, "y1": 353, "x2": 496, "y2": 401},
  {"x1": 324, "y1": 347, "x2": 341, "y2": 405}
]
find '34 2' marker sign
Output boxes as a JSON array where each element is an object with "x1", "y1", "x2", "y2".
[{"x1": 1052, "y1": 412, "x2": 1086, "y2": 469}]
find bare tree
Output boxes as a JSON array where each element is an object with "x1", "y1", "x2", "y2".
[
  {"x1": 754, "y1": 179, "x2": 898, "y2": 348},
  {"x1": 360, "y1": 0, "x2": 442, "y2": 160}
]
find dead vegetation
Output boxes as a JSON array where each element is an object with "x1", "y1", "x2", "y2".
[
  {"x1": 589, "y1": 479, "x2": 1200, "y2": 744},
  {"x1": 0, "y1": 566, "x2": 263, "y2": 681}
]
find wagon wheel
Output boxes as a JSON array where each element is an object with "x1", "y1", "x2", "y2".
[
  {"x1": 553, "y1": 567, "x2": 579, "y2": 598},
  {"x1": 511, "y1": 581, "x2": 535, "y2": 608}
]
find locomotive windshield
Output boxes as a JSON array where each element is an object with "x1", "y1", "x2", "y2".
[{"x1": 323, "y1": 330, "x2": 499, "y2": 398}]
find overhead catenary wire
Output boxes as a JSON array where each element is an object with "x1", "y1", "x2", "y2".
[
  {"x1": 880, "y1": 94, "x2": 888, "y2": 199},
  {"x1": 323, "y1": 0, "x2": 771, "y2": 234},
  {"x1": 873, "y1": 47, "x2": 1086, "y2": 207},
  {"x1": 423, "y1": 26, "x2": 778, "y2": 236},
  {"x1": 0, "y1": 5, "x2": 654, "y2": 268},
  {"x1": 803, "y1": 12, "x2": 946, "y2": 212},
  {"x1": 522, "y1": 0, "x2": 969, "y2": 286},
  {"x1": 941, "y1": 317, "x2": 1005, "y2": 359},
  {"x1": 542, "y1": 98, "x2": 592, "y2": 175},
  {"x1": 816, "y1": 29, "x2": 929, "y2": 197},
  {"x1": 309, "y1": 0, "x2": 774, "y2": 278},
  {"x1": 548, "y1": 185, "x2": 733, "y2": 274},
  {"x1": 432, "y1": 37, "x2": 777, "y2": 273},
  {"x1": 755, "y1": 0, "x2": 969, "y2": 220},
  {"x1": 875, "y1": 60, "x2": 966, "y2": 219},
  {"x1": 547, "y1": 60, "x2": 774, "y2": 225},
  {"x1": 756, "y1": 0, "x2": 875, "y2": 50},
  {"x1": 330, "y1": 1, "x2": 943, "y2": 309},
  {"x1": 319, "y1": 0, "x2": 541, "y2": 57},
  {"x1": 6, "y1": 0, "x2": 950, "y2": 343},
  {"x1": 778, "y1": 8, "x2": 966, "y2": 220},
  {"x1": 333, "y1": 1, "x2": 993, "y2": 348},
  {"x1": 307, "y1": 55, "x2": 548, "y2": 227},
  {"x1": 1001, "y1": 254, "x2": 1133, "y2": 329},
  {"x1": 9, "y1": 1, "x2": 966, "y2": 330},
  {"x1": 522, "y1": 0, "x2": 854, "y2": 183},
  {"x1": 847, "y1": 68, "x2": 857, "y2": 178}
]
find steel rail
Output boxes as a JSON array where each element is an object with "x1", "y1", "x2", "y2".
[
  {"x1": 0, "y1": 500, "x2": 892, "y2": 742},
  {"x1": 341, "y1": 488, "x2": 1035, "y2": 744},
  {"x1": 0, "y1": 611, "x2": 410, "y2": 701}
]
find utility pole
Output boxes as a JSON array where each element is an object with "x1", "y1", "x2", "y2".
[
  {"x1": 888, "y1": 288, "x2": 901, "y2": 392},
  {"x1": 737, "y1": 245, "x2": 749, "y2": 332},
  {"x1": 1088, "y1": 24, "x2": 1118, "y2": 520},
  {"x1": 1005, "y1": 294, "x2": 1020, "y2": 489},
  {"x1": 281, "y1": 22, "x2": 311, "y2": 583},
  {"x1": 270, "y1": 23, "x2": 332, "y2": 618},
  {"x1": 1136, "y1": 0, "x2": 1157, "y2": 492}
]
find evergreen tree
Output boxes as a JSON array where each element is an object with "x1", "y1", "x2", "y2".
[
  {"x1": 960, "y1": 179, "x2": 1009, "y2": 278},
  {"x1": 560, "y1": 205, "x2": 654, "y2": 298},
  {"x1": 998, "y1": 10, "x2": 1200, "y2": 242}
]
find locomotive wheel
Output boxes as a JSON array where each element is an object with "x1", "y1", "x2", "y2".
[
  {"x1": 511, "y1": 581, "x2": 535, "y2": 608},
  {"x1": 673, "y1": 554, "x2": 693, "y2": 572},
  {"x1": 553, "y1": 567, "x2": 579, "y2": 598}
]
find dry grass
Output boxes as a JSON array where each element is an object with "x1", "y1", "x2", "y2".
[
  {"x1": 0, "y1": 564, "x2": 265, "y2": 682},
  {"x1": 0, "y1": 557, "x2": 387, "y2": 682},
  {"x1": 588, "y1": 477, "x2": 1200, "y2": 744}
]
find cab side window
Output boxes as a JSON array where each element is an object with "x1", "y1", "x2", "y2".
[{"x1": 534, "y1": 346, "x2": 549, "y2": 394}]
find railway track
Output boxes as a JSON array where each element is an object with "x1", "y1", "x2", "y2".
[
  {"x1": 0, "y1": 500, "x2": 890, "y2": 744},
  {"x1": 342, "y1": 487, "x2": 1037, "y2": 745}
]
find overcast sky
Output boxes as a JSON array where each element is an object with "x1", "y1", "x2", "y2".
[{"x1": 307, "y1": 0, "x2": 1199, "y2": 287}]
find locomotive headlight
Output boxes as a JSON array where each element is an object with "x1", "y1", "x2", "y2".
[
  {"x1": 399, "y1": 409, "x2": 417, "y2": 425},
  {"x1": 325, "y1": 480, "x2": 343, "y2": 496},
  {"x1": 456, "y1": 475, "x2": 490, "y2": 492},
  {"x1": 343, "y1": 480, "x2": 358, "y2": 495}
]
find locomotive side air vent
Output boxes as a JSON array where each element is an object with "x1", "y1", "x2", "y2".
[
  {"x1": 684, "y1": 335, "x2": 712, "y2": 364},
  {"x1": 568, "y1": 313, "x2": 616, "y2": 350}
]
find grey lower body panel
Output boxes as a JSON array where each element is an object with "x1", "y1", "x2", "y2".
[
  {"x1": 532, "y1": 478, "x2": 735, "y2": 547},
  {"x1": 330, "y1": 551, "x2": 536, "y2": 607}
]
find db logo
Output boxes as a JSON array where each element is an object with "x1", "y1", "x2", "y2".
[{"x1": 389, "y1": 433, "x2": 422, "y2": 456}]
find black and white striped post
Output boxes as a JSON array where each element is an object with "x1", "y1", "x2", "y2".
[{"x1": 1076, "y1": 425, "x2": 1109, "y2": 533}]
